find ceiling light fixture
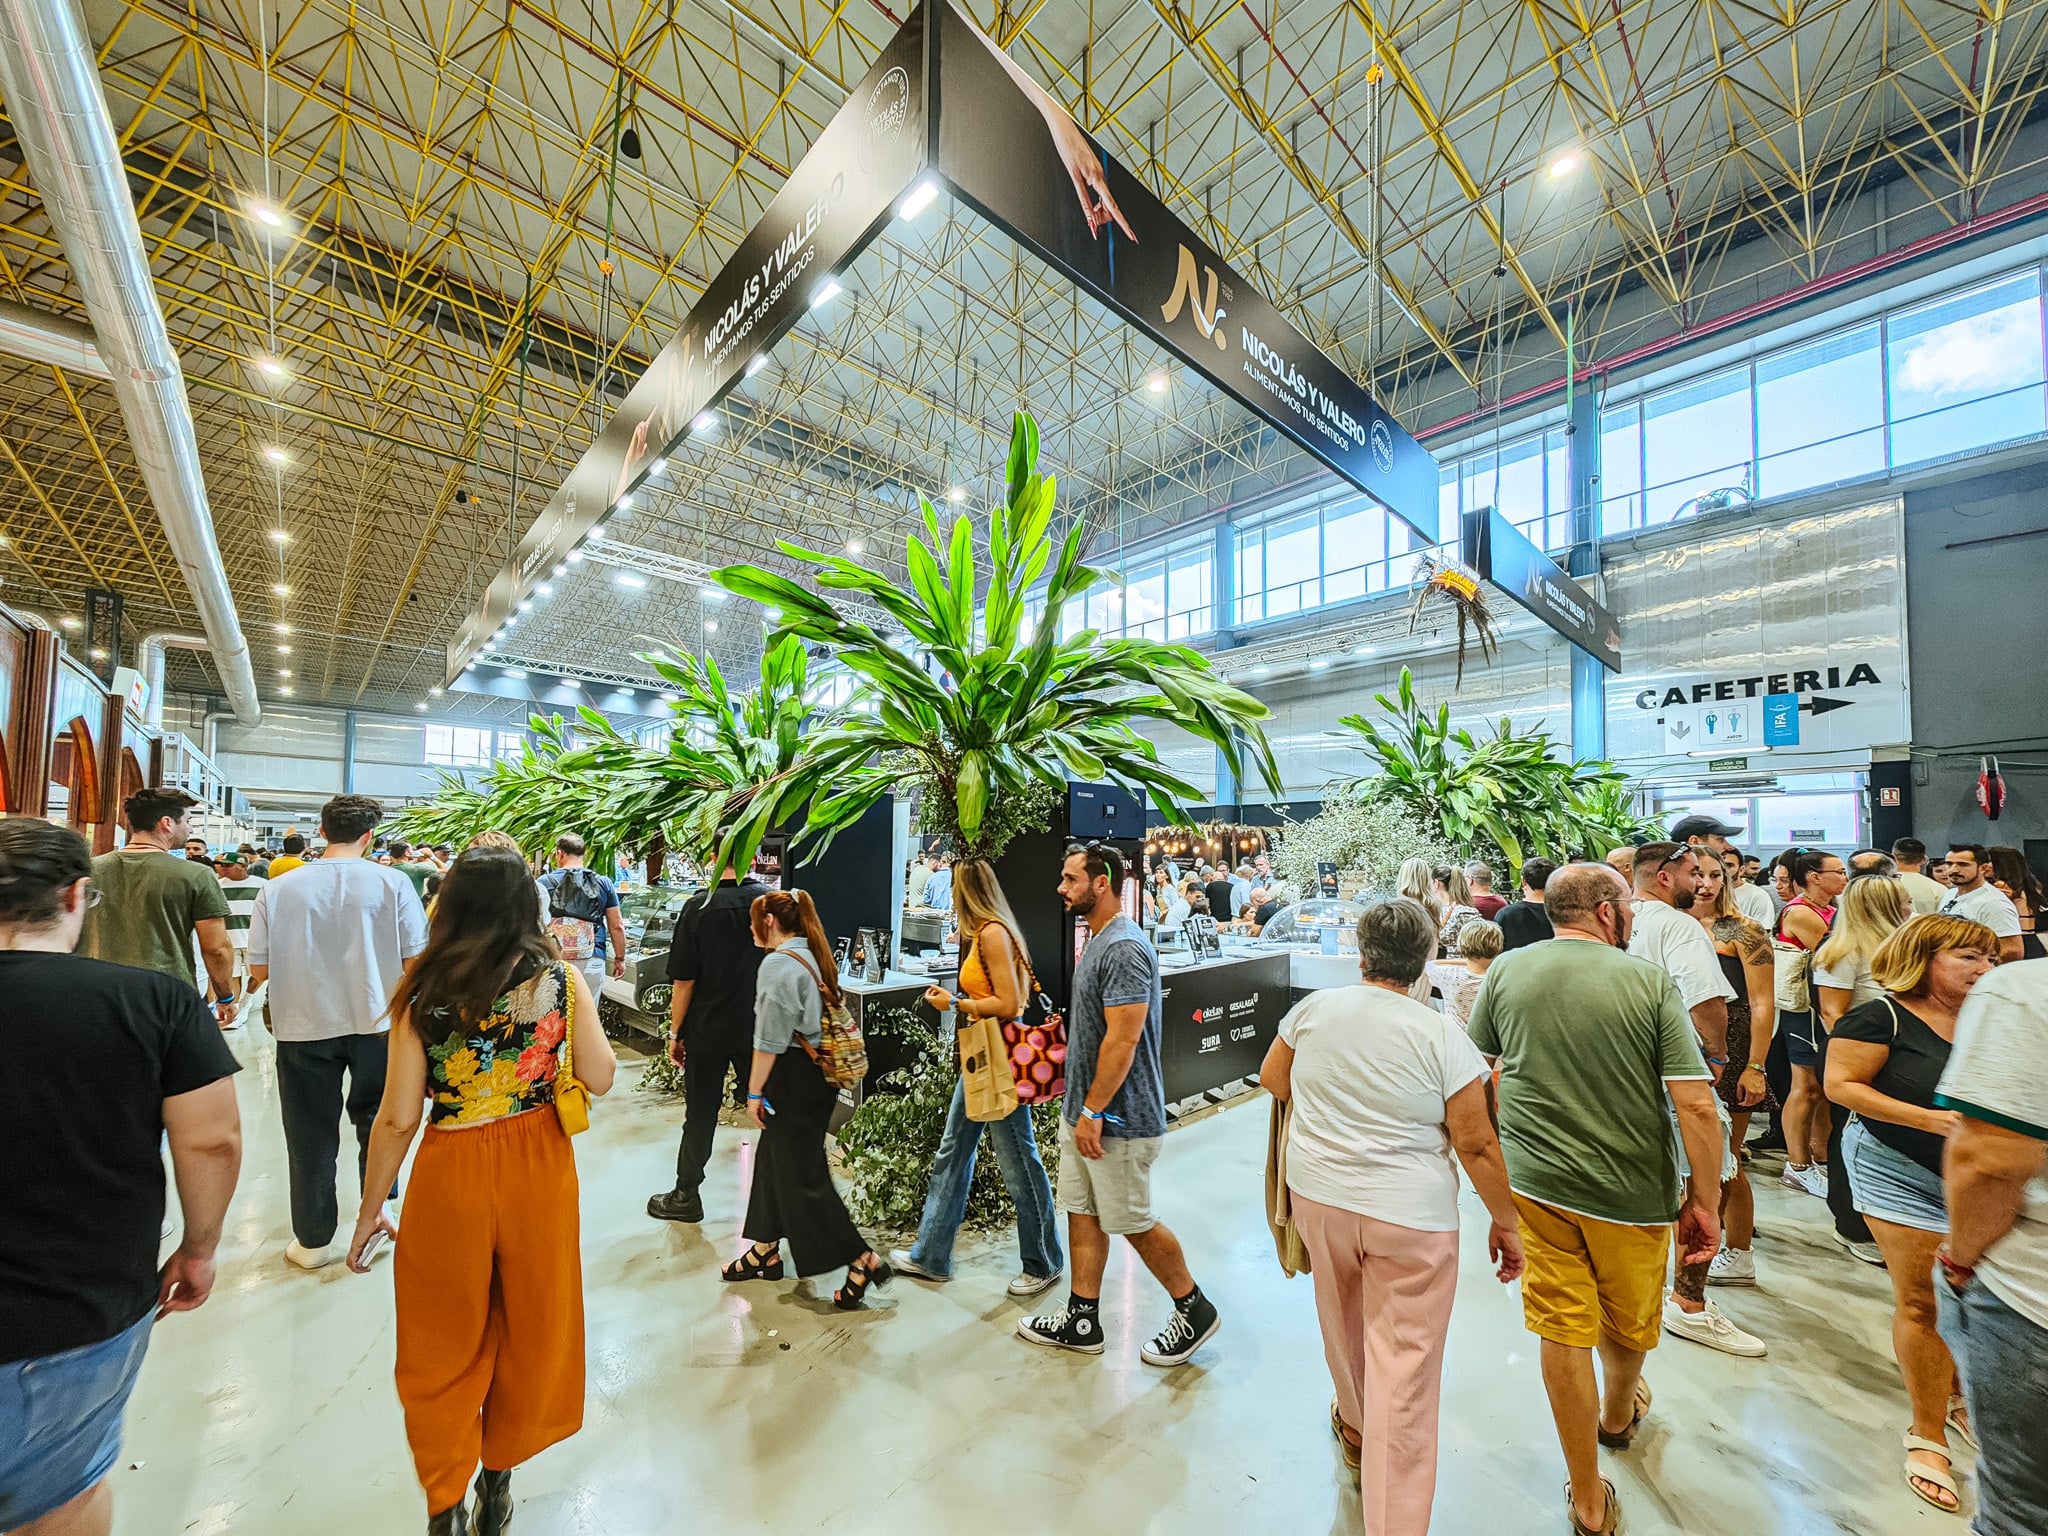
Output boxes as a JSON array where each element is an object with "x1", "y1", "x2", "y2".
[
  {"x1": 272, "y1": 583, "x2": 290, "y2": 596},
  {"x1": 614, "y1": 573, "x2": 646, "y2": 589},
  {"x1": 248, "y1": 200, "x2": 285, "y2": 228},
  {"x1": 703, "y1": 619, "x2": 718, "y2": 632},
  {"x1": 535, "y1": 584, "x2": 553, "y2": 597},
  {"x1": 429, "y1": 686, "x2": 442, "y2": 697},
  {"x1": 268, "y1": 528, "x2": 289, "y2": 543},
  {"x1": 551, "y1": 563, "x2": 567, "y2": 577},
  {"x1": 846, "y1": 537, "x2": 863, "y2": 554},
  {"x1": 276, "y1": 644, "x2": 291, "y2": 655},
  {"x1": 587, "y1": 528, "x2": 605, "y2": 543},
  {"x1": 648, "y1": 457, "x2": 667, "y2": 478},
  {"x1": 702, "y1": 587, "x2": 726, "y2": 602},
  {"x1": 517, "y1": 601, "x2": 532, "y2": 612},
  {"x1": 89, "y1": 647, "x2": 107, "y2": 661},
  {"x1": 278, "y1": 668, "x2": 292, "y2": 678},
  {"x1": 274, "y1": 623, "x2": 291, "y2": 635},
  {"x1": 1309, "y1": 658, "x2": 1332, "y2": 671},
  {"x1": 279, "y1": 685, "x2": 294, "y2": 696},
  {"x1": 463, "y1": 662, "x2": 477, "y2": 672},
  {"x1": 1250, "y1": 664, "x2": 1271, "y2": 676},
  {"x1": 256, "y1": 355, "x2": 290, "y2": 380},
  {"x1": 948, "y1": 486, "x2": 965, "y2": 503},
  {"x1": 1146, "y1": 373, "x2": 1168, "y2": 394},
  {"x1": 896, "y1": 179, "x2": 940, "y2": 220},
  {"x1": 1548, "y1": 149, "x2": 1582, "y2": 178},
  {"x1": 745, "y1": 354, "x2": 768, "y2": 378},
  {"x1": 502, "y1": 668, "x2": 528, "y2": 680},
  {"x1": 415, "y1": 701, "x2": 428, "y2": 711},
  {"x1": 810, "y1": 278, "x2": 843, "y2": 309},
  {"x1": 58, "y1": 616, "x2": 80, "y2": 630},
  {"x1": 262, "y1": 446, "x2": 289, "y2": 465},
  {"x1": 1352, "y1": 643, "x2": 1377, "y2": 656},
  {"x1": 616, "y1": 494, "x2": 634, "y2": 513},
  {"x1": 692, "y1": 411, "x2": 717, "y2": 433},
  {"x1": 658, "y1": 691, "x2": 679, "y2": 703},
  {"x1": 566, "y1": 550, "x2": 585, "y2": 564}
]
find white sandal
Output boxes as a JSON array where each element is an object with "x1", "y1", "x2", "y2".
[
  {"x1": 1903, "y1": 1434, "x2": 1962, "y2": 1514},
  {"x1": 1946, "y1": 1396, "x2": 1977, "y2": 1451}
]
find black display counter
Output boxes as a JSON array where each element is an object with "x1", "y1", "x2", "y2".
[{"x1": 1157, "y1": 951, "x2": 1293, "y2": 1107}]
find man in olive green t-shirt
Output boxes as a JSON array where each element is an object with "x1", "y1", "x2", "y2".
[
  {"x1": 83, "y1": 787, "x2": 237, "y2": 1027},
  {"x1": 1465, "y1": 861, "x2": 1723, "y2": 1536}
]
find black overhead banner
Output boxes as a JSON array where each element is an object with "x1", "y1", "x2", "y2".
[
  {"x1": 447, "y1": 11, "x2": 928, "y2": 674},
  {"x1": 82, "y1": 587, "x2": 122, "y2": 683},
  {"x1": 1460, "y1": 505, "x2": 1622, "y2": 672},
  {"x1": 448, "y1": 0, "x2": 1444, "y2": 679},
  {"x1": 932, "y1": 0, "x2": 1440, "y2": 547}
]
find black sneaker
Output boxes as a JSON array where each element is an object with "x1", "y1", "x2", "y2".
[
  {"x1": 1141, "y1": 1297, "x2": 1220, "y2": 1366},
  {"x1": 1016, "y1": 1303, "x2": 1105, "y2": 1355},
  {"x1": 647, "y1": 1189, "x2": 703, "y2": 1223}
]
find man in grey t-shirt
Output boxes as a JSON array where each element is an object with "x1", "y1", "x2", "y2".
[{"x1": 1017, "y1": 844, "x2": 1221, "y2": 1368}]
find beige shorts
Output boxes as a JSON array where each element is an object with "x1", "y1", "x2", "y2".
[{"x1": 1056, "y1": 1118, "x2": 1162, "y2": 1236}]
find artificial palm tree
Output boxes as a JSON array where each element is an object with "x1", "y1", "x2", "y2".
[{"x1": 712, "y1": 411, "x2": 1280, "y2": 861}]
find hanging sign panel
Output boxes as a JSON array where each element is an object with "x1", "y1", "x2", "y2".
[
  {"x1": 931, "y1": 1, "x2": 1439, "y2": 548},
  {"x1": 1460, "y1": 506, "x2": 1621, "y2": 671},
  {"x1": 446, "y1": 13, "x2": 929, "y2": 675}
]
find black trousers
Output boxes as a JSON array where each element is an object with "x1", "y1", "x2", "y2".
[
  {"x1": 741, "y1": 1048, "x2": 867, "y2": 1278},
  {"x1": 672, "y1": 1030, "x2": 754, "y2": 1193},
  {"x1": 276, "y1": 1033, "x2": 394, "y2": 1247}
]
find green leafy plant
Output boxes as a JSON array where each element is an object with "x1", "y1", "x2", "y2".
[
  {"x1": 713, "y1": 411, "x2": 1280, "y2": 862},
  {"x1": 1271, "y1": 796, "x2": 1457, "y2": 898},
  {"x1": 1336, "y1": 666, "x2": 1654, "y2": 876},
  {"x1": 834, "y1": 1007, "x2": 1062, "y2": 1232}
]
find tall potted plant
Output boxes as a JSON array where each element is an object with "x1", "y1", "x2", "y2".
[{"x1": 713, "y1": 412, "x2": 1280, "y2": 861}]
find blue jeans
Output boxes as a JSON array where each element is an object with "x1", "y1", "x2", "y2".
[
  {"x1": 1936, "y1": 1273, "x2": 2048, "y2": 1536},
  {"x1": 907, "y1": 1078, "x2": 1062, "y2": 1280}
]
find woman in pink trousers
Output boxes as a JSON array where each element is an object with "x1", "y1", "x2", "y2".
[{"x1": 1260, "y1": 896, "x2": 1524, "y2": 1535}]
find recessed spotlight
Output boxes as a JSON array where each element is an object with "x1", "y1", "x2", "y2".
[
  {"x1": 692, "y1": 412, "x2": 717, "y2": 433},
  {"x1": 657, "y1": 691, "x2": 679, "y2": 703},
  {"x1": 89, "y1": 646, "x2": 107, "y2": 660},
  {"x1": 703, "y1": 619, "x2": 718, "y2": 633},
  {"x1": 256, "y1": 355, "x2": 290, "y2": 380},
  {"x1": 648, "y1": 457, "x2": 667, "y2": 477},
  {"x1": 278, "y1": 668, "x2": 292, "y2": 678},
  {"x1": 745, "y1": 354, "x2": 768, "y2": 378},
  {"x1": 1548, "y1": 149, "x2": 1582, "y2": 178},
  {"x1": 948, "y1": 486, "x2": 964, "y2": 503},
  {"x1": 415, "y1": 701, "x2": 428, "y2": 711},
  {"x1": 263, "y1": 446, "x2": 289, "y2": 465},
  {"x1": 551, "y1": 563, "x2": 567, "y2": 577},
  {"x1": 587, "y1": 528, "x2": 605, "y2": 543},
  {"x1": 896, "y1": 179, "x2": 940, "y2": 220},
  {"x1": 276, "y1": 644, "x2": 291, "y2": 655},
  {"x1": 846, "y1": 538, "x2": 863, "y2": 554},
  {"x1": 614, "y1": 573, "x2": 646, "y2": 589},
  {"x1": 1352, "y1": 643, "x2": 1377, "y2": 656},
  {"x1": 463, "y1": 662, "x2": 477, "y2": 672},
  {"x1": 429, "y1": 686, "x2": 443, "y2": 696},
  {"x1": 1308, "y1": 658, "x2": 1332, "y2": 671},
  {"x1": 1251, "y1": 664, "x2": 1271, "y2": 676},
  {"x1": 279, "y1": 685, "x2": 294, "y2": 695},
  {"x1": 535, "y1": 584, "x2": 553, "y2": 597},
  {"x1": 810, "y1": 278, "x2": 843, "y2": 309},
  {"x1": 616, "y1": 494, "x2": 634, "y2": 513},
  {"x1": 1146, "y1": 373, "x2": 1168, "y2": 394},
  {"x1": 248, "y1": 200, "x2": 286, "y2": 228},
  {"x1": 59, "y1": 615, "x2": 81, "y2": 630},
  {"x1": 272, "y1": 583, "x2": 290, "y2": 596},
  {"x1": 268, "y1": 528, "x2": 289, "y2": 543},
  {"x1": 518, "y1": 601, "x2": 532, "y2": 612},
  {"x1": 566, "y1": 550, "x2": 585, "y2": 564},
  {"x1": 502, "y1": 668, "x2": 528, "y2": 680},
  {"x1": 274, "y1": 623, "x2": 292, "y2": 635}
]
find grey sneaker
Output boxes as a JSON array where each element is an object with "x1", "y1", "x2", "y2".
[{"x1": 1008, "y1": 1270, "x2": 1062, "y2": 1298}]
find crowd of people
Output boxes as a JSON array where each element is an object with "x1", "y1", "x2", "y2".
[{"x1": 3, "y1": 784, "x2": 2045, "y2": 1536}]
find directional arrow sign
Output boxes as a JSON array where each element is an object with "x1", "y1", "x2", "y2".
[
  {"x1": 1802, "y1": 695, "x2": 1853, "y2": 717},
  {"x1": 1671, "y1": 718, "x2": 1693, "y2": 738}
]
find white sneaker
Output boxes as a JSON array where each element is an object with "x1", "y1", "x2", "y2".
[
  {"x1": 1662, "y1": 1296, "x2": 1767, "y2": 1357},
  {"x1": 1780, "y1": 1163, "x2": 1829, "y2": 1198},
  {"x1": 284, "y1": 1240, "x2": 335, "y2": 1270},
  {"x1": 888, "y1": 1248, "x2": 946, "y2": 1282},
  {"x1": 1008, "y1": 1270, "x2": 1062, "y2": 1298},
  {"x1": 1833, "y1": 1230, "x2": 1886, "y2": 1266},
  {"x1": 1707, "y1": 1247, "x2": 1757, "y2": 1286}
]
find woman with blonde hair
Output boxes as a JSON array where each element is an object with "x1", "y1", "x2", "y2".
[
  {"x1": 721, "y1": 889, "x2": 892, "y2": 1308},
  {"x1": 1431, "y1": 865, "x2": 1482, "y2": 951},
  {"x1": 1827, "y1": 914, "x2": 2000, "y2": 1515},
  {"x1": 891, "y1": 859, "x2": 1063, "y2": 1296},
  {"x1": 1814, "y1": 873, "x2": 1913, "y2": 1262},
  {"x1": 346, "y1": 847, "x2": 618, "y2": 1536}
]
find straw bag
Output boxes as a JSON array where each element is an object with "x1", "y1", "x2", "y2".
[{"x1": 554, "y1": 964, "x2": 591, "y2": 1137}]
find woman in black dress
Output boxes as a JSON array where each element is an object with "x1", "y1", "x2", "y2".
[
  {"x1": 1687, "y1": 854, "x2": 1777, "y2": 1289},
  {"x1": 720, "y1": 889, "x2": 892, "y2": 1309}
]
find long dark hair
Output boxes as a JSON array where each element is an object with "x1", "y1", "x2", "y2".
[
  {"x1": 750, "y1": 888, "x2": 842, "y2": 1007},
  {"x1": 1988, "y1": 845, "x2": 2044, "y2": 917},
  {"x1": 394, "y1": 847, "x2": 556, "y2": 1032}
]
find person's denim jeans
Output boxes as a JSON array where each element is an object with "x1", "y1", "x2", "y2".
[
  {"x1": 1936, "y1": 1272, "x2": 2048, "y2": 1536},
  {"x1": 907, "y1": 1078, "x2": 1062, "y2": 1280}
]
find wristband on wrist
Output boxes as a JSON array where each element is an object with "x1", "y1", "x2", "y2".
[
  {"x1": 1705, "y1": 1055, "x2": 1728, "y2": 1067},
  {"x1": 215, "y1": 995, "x2": 235, "y2": 1006},
  {"x1": 748, "y1": 1093, "x2": 764, "y2": 1102},
  {"x1": 1936, "y1": 1245, "x2": 1976, "y2": 1282}
]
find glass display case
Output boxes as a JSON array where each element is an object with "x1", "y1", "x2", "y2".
[
  {"x1": 620, "y1": 883, "x2": 699, "y2": 952},
  {"x1": 1256, "y1": 897, "x2": 1366, "y2": 951}
]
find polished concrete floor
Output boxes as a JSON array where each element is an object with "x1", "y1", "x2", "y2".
[{"x1": 122, "y1": 1021, "x2": 1963, "y2": 1535}]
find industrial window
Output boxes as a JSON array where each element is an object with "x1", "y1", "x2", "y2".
[
  {"x1": 423, "y1": 724, "x2": 493, "y2": 767},
  {"x1": 1756, "y1": 323, "x2": 1885, "y2": 496},
  {"x1": 1887, "y1": 272, "x2": 2045, "y2": 469},
  {"x1": 1641, "y1": 365, "x2": 1755, "y2": 525}
]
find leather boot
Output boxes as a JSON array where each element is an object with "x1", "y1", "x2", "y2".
[
  {"x1": 427, "y1": 1501, "x2": 470, "y2": 1536},
  {"x1": 472, "y1": 1467, "x2": 513, "y2": 1535}
]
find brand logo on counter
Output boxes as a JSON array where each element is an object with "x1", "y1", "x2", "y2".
[
  {"x1": 1199, "y1": 1033, "x2": 1222, "y2": 1053},
  {"x1": 1228, "y1": 1024, "x2": 1256, "y2": 1043},
  {"x1": 1162, "y1": 246, "x2": 1230, "y2": 351}
]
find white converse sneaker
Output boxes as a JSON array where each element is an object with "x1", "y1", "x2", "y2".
[
  {"x1": 1662, "y1": 1296, "x2": 1767, "y2": 1357},
  {"x1": 1007, "y1": 1270, "x2": 1062, "y2": 1298},
  {"x1": 888, "y1": 1249, "x2": 946, "y2": 1282},
  {"x1": 1707, "y1": 1247, "x2": 1756, "y2": 1286}
]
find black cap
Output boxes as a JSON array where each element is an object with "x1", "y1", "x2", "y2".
[{"x1": 1670, "y1": 813, "x2": 1744, "y2": 841}]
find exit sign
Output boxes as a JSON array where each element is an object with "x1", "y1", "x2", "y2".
[{"x1": 1707, "y1": 756, "x2": 1750, "y2": 771}]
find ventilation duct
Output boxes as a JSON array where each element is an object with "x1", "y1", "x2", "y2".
[{"x1": 0, "y1": 0, "x2": 260, "y2": 723}]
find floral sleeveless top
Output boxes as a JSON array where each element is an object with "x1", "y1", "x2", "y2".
[{"x1": 424, "y1": 960, "x2": 570, "y2": 1126}]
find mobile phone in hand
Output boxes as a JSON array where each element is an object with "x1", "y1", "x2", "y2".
[{"x1": 357, "y1": 1228, "x2": 389, "y2": 1268}]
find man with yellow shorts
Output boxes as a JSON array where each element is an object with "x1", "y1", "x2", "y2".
[{"x1": 1467, "y1": 863, "x2": 1727, "y2": 1536}]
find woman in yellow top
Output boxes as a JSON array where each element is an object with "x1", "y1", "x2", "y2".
[
  {"x1": 347, "y1": 846, "x2": 617, "y2": 1536},
  {"x1": 889, "y1": 859, "x2": 1063, "y2": 1296}
]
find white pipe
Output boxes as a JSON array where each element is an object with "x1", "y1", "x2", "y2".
[
  {"x1": 137, "y1": 631, "x2": 208, "y2": 728},
  {"x1": 0, "y1": 0, "x2": 259, "y2": 724},
  {"x1": 0, "y1": 297, "x2": 111, "y2": 379}
]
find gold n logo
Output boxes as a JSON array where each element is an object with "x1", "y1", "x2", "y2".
[{"x1": 1161, "y1": 246, "x2": 1229, "y2": 350}]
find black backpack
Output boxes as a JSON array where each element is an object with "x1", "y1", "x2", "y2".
[{"x1": 549, "y1": 866, "x2": 608, "y2": 922}]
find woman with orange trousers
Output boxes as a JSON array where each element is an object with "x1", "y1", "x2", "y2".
[{"x1": 348, "y1": 846, "x2": 618, "y2": 1535}]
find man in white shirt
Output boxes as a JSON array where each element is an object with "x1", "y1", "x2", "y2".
[
  {"x1": 1941, "y1": 844, "x2": 2024, "y2": 964},
  {"x1": 248, "y1": 794, "x2": 428, "y2": 1270},
  {"x1": 1629, "y1": 843, "x2": 1762, "y2": 1358},
  {"x1": 1892, "y1": 838, "x2": 1948, "y2": 916},
  {"x1": 1934, "y1": 958, "x2": 2048, "y2": 1535}
]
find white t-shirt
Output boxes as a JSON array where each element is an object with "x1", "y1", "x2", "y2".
[
  {"x1": 1943, "y1": 881, "x2": 2023, "y2": 938},
  {"x1": 1279, "y1": 983, "x2": 1488, "y2": 1231},
  {"x1": 1935, "y1": 960, "x2": 2048, "y2": 1332},
  {"x1": 1733, "y1": 881, "x2": 1777, "y2": 930},
  {"x1": 248, "y1": 858, "x2": 429, "y2": 1041},
  {"x1": 1899, "y1": 870, "x2": 1947, "y2": 917},
  {"x1": 1628, "y1": 898, "x2": 1737, "y2": 1012},
  {"x1": 1811, "y1": 948, "x2": 1885, "y2": 1008}
]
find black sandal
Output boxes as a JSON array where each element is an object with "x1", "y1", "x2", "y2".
[
  {"x1": 833, "y1": 1252, "x2": 893, "y2": 1310},
  {"x1": 722, "y1": 1244, "x2": 784, "y2": 1283}
]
